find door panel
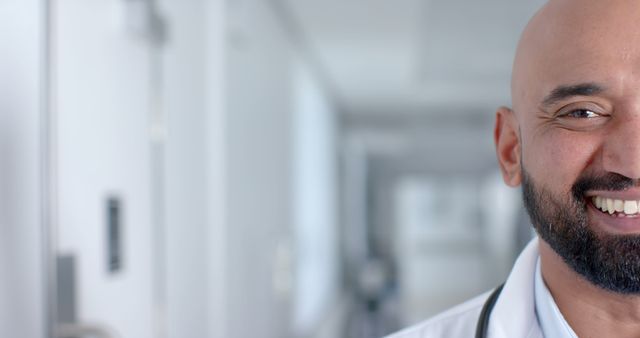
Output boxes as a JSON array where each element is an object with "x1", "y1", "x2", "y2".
[{"x1": 54, "y1": 1, "x2": 154, "y2": 337}]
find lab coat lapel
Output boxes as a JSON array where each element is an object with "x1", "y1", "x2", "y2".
[{"x1": 488, "y1": 238, "x2": 543, "y2": 338}]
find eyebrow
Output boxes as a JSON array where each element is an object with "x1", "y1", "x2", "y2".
[{"x1": 541, "y1": 83, "x2": 605, "y2": 107}]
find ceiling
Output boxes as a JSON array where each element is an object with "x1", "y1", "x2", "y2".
[{"x1": 282, "y1": 0, "x2": 547, "y2": 115}]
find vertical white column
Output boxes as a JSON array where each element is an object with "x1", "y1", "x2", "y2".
[
  {"x1": 155, "y1": 0, "x2": 210, "y2": 337},
  {"x1": 0, "y1": 1, "x2": 46, "y2": 337},
  {"x1": 206, "y1": 0, "x2": 228, "y2": 337}
]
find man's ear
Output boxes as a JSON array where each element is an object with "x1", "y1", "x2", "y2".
[{"x1": 494, "y1": 107, "x2": 522, "y2": 187}]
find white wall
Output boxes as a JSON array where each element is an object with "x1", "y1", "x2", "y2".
[
  {"x1": 158, "y1": 2, "x2": 342, "y2": 337},
  {"x1": 55, "y1": 1, "x2": 154, "y2": 337},
  {"x1": 0, "y1": 2, "x2": 339, "y2": 338},
  {"x1": 225, "y1": 2, "x2": 340, "y2": 337},
  {"x1": 50, "y1": 1, "x2": 228, "y2": 337},
  {"x1": 0, "y1": 1, "x2": 46, "y2": 337},
  {"x1": 157, "y1": 0, "x2": 210, "y2": 337},
  {"x1": 204, "y1": 1, "x2": 228, "y2": 338},
  {"x1": 225, "y1": 1, "x2": 295, "y2": 336},
  {"x1": 292, "y1": 59, "x2": 340, "y2": 336}
]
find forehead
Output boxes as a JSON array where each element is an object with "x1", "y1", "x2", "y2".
[{"x1": 514, "y1": 0, "x2": 640, "y2": 108}]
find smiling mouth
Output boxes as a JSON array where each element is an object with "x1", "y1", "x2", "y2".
[{"x1": 592, "y1": 196, "x2": 640, "y2": 217}]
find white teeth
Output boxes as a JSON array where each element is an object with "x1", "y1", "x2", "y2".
[
  {"x1": 594, "y1": 197, "x2": 640, "y2": 215},
  {"x1": 614, "y1": 199, "x2": 624, "y2": 212},
  {"x1": 624, "y1": 201, "x2": 639, "y2": 215},
  {"x1": 599, "y1": 196, "x2": 604, "y2": 208},
  {"x1": 607, "y1": 199, "x2": 615, "y2": 214}
]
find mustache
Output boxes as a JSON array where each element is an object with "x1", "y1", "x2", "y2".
[{"x1": 572, "y1": 173, "x2": 637, "y2": 202}]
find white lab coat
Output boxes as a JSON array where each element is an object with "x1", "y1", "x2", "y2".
[{"x1": 386, "y1": 238, "x2": 544, "y2": 338}]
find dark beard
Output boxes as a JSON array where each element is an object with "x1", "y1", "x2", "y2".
[{"x1": 521, "y1": 168, "x2": 640, "y2": 294}]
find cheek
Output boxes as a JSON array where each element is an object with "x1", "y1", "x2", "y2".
[{"x1": 524, "y1": 129, "x2": 601, "y2": 193}]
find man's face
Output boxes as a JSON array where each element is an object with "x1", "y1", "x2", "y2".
[
  {"x1": 522, "y1": 168, "x2": 640, "y2": 293},
  {"x1": 496, "y1": 0, "x2": 640, "y2": 293}
]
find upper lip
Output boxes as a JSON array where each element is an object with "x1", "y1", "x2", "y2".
[{"x1": 585, "y1": 188, "x2": 640, "y2": 200}]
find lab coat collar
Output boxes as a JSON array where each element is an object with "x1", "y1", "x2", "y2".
[{"x1": 488, "y1": 237, "x2": 543, "y2": 338}]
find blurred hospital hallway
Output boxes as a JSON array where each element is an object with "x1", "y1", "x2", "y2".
[{"x1": 1, "y1": 0, "x2": 544, "y2": 337}]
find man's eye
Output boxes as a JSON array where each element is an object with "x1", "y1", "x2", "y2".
[
  {"x1": 553, "y1": 106, "x2": 609, "y2": 131},
  {"x1": 563, "y1": 109, "x2": 600, "y2": 118}
]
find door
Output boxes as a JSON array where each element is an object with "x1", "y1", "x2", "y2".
[{"x1": 53, "y1": 1, "x2": 159, "y2": 337}]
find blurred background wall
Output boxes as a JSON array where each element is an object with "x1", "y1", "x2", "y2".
[
  {"x1": 0, "y1": 0, "x2": 545, "y2": 337},
  {"x1": 0, "y1": 1, "x2": 46, "y2": 337}
]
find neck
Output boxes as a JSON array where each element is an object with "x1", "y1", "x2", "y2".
[{"x1": 540, "y1": 240, "x2": 640, "y2": 338}]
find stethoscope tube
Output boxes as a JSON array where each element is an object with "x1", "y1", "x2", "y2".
[{"x1": 475, "y1": 283, "x2": 504, "y2": 338}]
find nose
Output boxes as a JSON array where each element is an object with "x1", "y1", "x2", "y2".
[{"x1": 603, "y1": 113, "x2": 640, "y2": 179}]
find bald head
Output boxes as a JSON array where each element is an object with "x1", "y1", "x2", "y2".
[
  {"x1": 511, "y1": 0, "x2": 640, "y2": 115},
  {"x1": 495, "y1": 0, "x2": 640, "y2": 187}
]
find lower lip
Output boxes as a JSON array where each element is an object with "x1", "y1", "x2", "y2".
[{"x1": 587, "y1": 200, "x2": 640, "y2": 234}]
